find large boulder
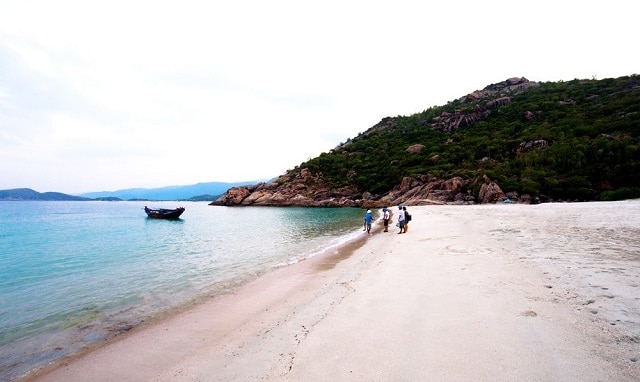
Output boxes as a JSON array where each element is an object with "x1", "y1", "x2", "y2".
[
  {"x1": 406, "y1": 144, "x2": 425, "y2": 154},
  {"x1": 477, "y1": 176, "x2": 506, "y2": 203},
  {"x1": 214, "y1": 186, "x2": 250, "y2": 205}
]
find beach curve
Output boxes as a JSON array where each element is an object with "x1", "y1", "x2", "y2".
[{"x1": 25, "y1": 204, "x2": 640, "y2": 381}]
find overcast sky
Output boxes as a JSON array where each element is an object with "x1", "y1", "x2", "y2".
[{"x1": 0, "y1": 0, "x2": 637, "y2": 194}]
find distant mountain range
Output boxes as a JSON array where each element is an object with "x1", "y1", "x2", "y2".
[
  {"x1": 0, "y1": 179, "x2": 269, "y2": 201},
  {"x1": 0, "y1": 188, "x2": 90, "y2": 201}
]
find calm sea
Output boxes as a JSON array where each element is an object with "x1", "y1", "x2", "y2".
[{"x1": 0, "y1": 201, "x2": 365, "y2": 381}]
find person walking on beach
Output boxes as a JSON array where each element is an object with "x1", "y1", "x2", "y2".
[
  {"x1": 397, "y1": 205, "x2": 405, "y2": 234},
  {"x1": 382, "y1": 207, "x2": 390, "y2": 232},
  {"x1": 402, "y1": 206, "x2": 411, "y2": 233},
  {"x1": 364, "y1": 209, "x2": 373, "y2": 234},
  {"x1": 362, "y1": 210, "x2": 367, "y2": 231}
]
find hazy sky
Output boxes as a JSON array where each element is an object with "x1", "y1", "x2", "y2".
[{"x1": 0, "y1": 1, "x2": 637, "y2": 194}]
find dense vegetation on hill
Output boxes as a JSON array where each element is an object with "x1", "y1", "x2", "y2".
[{"x1": 295, "y1": 75, "x2": 640, "y2": 202}]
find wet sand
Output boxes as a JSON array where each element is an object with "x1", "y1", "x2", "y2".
[{"x1": 27, "y1": 204, "x2": 640, "y2": 381}]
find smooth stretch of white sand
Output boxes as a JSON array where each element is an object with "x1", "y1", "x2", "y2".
[{"x1": 29, "y1": 204, "x2": 639, "y2": 381}]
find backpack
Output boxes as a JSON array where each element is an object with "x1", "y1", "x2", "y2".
[{"x1": 405, "y1": 212, "x2": 412, "y2": 222}]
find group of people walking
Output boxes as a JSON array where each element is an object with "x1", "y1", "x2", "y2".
[{"x1": 364, "y1": 205, "x2": 411, "y2": 234}]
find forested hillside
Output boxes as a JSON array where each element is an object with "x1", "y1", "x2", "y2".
[{"x1": 296, "y1": 75, "x2": 640, "y2": 202}]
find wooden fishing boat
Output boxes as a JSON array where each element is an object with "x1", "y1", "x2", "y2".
[{"x1": 144, "y1": 206, "x2": 185, "y2": 219}]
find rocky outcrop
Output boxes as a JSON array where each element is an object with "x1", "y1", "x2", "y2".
[
  {"x1": 210, "y1": 170, "x2": 533, "y2": 207},
  {"x1": 406, "y1": 144, "x2": 426, "y2": 154},
  {"x1": 516, "y1": 139, "x2": 549, "y2": 153},
  {"x1": 467, "y1": 77, "x2": 541, "y2": 98},
  {"x1": 211, "y1": 170, "x2": 362, "y2": 207},
  {"x1": 429, "y1": 77, "x2": 540, "y2": 133},
  {"x1": 378, "y1": 175, "x2": 474, "y2": 206},
  {"x1": 477, "y1": 175, "x2": 506, "y2": 204}
]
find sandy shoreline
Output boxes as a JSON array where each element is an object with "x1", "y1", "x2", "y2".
[{"x1": 26, "y1": 204, "x2": 639, "y2": 381}]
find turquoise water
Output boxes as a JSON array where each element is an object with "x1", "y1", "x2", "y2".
[{"x1": 0, "y1": 201, "x2": 365, "y2": 381}]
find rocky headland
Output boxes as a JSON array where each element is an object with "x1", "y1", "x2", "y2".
[
  {"x1": 210, "y1": 170, "x2": 533, "y2": 207},
  {"x1": 212, "y1": 77, "x2": 543, "y2": 207}
]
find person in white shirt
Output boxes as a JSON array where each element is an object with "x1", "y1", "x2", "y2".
[{"x1": 397, "y1": 205, "x2": 405, "y2": 234}]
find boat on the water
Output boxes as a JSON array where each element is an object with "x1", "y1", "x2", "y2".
[{"x1": 144, "y1": 206, "x2": 185, "y2": 219}]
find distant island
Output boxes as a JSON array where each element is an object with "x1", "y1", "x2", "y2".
[
  {"x1": 0, "y1": 180, "x2": 268, "y2": 201},
  {"x1": 0, "y1": 188, "x2": 90, "y2": 201}
]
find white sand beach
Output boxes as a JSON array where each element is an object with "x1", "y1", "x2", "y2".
[{"x1": 27, "y1": 203, "x2": 640, "y2": 381}]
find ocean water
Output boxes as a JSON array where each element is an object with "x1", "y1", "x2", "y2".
[{"x1": 0, "y1": 201, "x2": 365, "y2": 381}]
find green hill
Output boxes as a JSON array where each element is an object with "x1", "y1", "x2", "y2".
[{"x1": 292, "y1": 75, "x2": 640, "y2": 202}]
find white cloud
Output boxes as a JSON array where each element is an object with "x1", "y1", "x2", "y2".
[{"x1": 0, "y1": 0, "x2": 638, "y2": 193}]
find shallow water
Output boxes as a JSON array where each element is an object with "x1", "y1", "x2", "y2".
[{"x1": 0, "y1": 201, "x2": 365, "y2": 381}]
